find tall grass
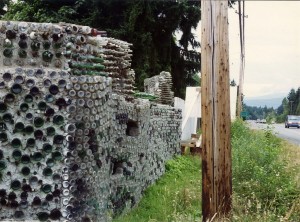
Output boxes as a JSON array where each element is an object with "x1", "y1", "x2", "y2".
[
  {"x1": 231, "y1": 119, "x2": 300, "y2": 221},
  {"x1": 113, "y1": 120, "x2": 300, "y2": 222}
]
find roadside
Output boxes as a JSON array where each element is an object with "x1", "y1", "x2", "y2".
[{"x1": 113, "y1": 120, "x2": 300, "y2": 222}]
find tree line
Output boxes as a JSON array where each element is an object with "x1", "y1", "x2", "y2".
[
  {"x1": 243, "y1": 87, "x2": 300, "y2": 123},
  {"x1": 1, "y1": 0, "x2": 201, "y2": 98}
]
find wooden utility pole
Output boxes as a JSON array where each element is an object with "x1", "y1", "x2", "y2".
[
  {"x1": 201, "y1": 0, "x2": 232, "y2": 221},
  {"x1": 236, "y1": 0, "x2": 245, "y2": 117}
]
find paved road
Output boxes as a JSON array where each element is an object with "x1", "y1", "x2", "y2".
[{"x1": 247, "y1": 121, "x2": 300, "y2": 146}]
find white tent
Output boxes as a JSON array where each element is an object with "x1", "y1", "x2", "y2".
[
  {"x1": 179, "y1": 87, "x2": 201, "y2": 140},
  {"x1": 175, "y1": 86, "x2": 237, "y2": 140}
]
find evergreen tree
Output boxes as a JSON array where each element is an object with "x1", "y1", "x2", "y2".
[{"x1": 3, "y1": 0, "x2": 201, "y2": 98}]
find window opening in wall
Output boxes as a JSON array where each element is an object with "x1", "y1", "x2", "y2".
[{"x1": 126, "y1": 120, "x2": 139, "y2": 137}]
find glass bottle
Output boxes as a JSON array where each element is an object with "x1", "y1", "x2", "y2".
[
  {"x1": 24, "y1": 125, "x2": 34, "y2": 135},
  {"x1": 18, "y1": 49, "x2": 27, "y2": 58},
  {"x1": 11, "y1": 138, "x2": 22, "y2": 148},
  {"x1": 43, "y1": 167, "x2": 53, "y2": 177},
  {"x1": 52, "y1": 151, "x2": 62, "y2": 161},
  {"x1": 32, "y1": 152, "x2": 43, "y2": 162},
  {"x1": 20, "y1": 33, "x2": 27, "y2": 40},
  {"x1": 15, "y1": 122, "x2": 25, "y2": 132},
  {"x1": 21, "y1": 154, "x2": 30, "y2": 164},
  {"x1": 0, "y1": 160, "x2": 6, "y2": 171},
  {"x1": 14, "y1": 210, "x2": 24, "y2": 219},
  {"x1": 11, "y1": 180, "x2": 21, "y2": 190},
  {"x1": 3, "y1": 48, "x2": 13, "y2": 58},
  {"x1": 49, "y1": 84, "x2": 59, "y2": 95},
  {"x1": 20, "y1": 103, "x2": 29, "y2": 112},
  {"x1": 46, "y1": 158, "x2": 54, "y2": 167},
  {"x1": 49, "y1": 209, "x2": 61, "y2": 220},
  {"x1": 12, "y1": 149, "x2": 22, "y2": 161},
  {"x1": 6, "y1": 30, "x2": 16, "y2": 39},
  {"x1": 2, "y1": 72, "x2": 11, "y2": 81},
  {"x1": 11, "y1": 83, "x2": 23, "y2": 94},
  {"x1": 30, "y1": 41, "x2": 40, "y2": 51},
  {"x1": 30, "y1": 86, "x2": 40, "y2": 96},
  {"x1": 34, "y1": 117, "x2": 44, "y2": 128},
  {"x1": 24, "y1": 94, "x2": 33, "y2": 103},
  {"x1": 41, "y1": 184, "x2": 52, "y2": 193},
  {"x1": 53, "y1": 115, "x2": 64, "y2": 125},
  {"x1": 45, "y1": 107, "x2": 54, "y2": 117},
  {"x1": 44, "y1": 95, "x2": 54, "y2": 104},
  {"x1": 34, "y1": 130, "x2": 44, "y2": 140},
  {"x1": 18, "y1": 40, "x2": 28, "y2": 49},
  {"x1": 42, "y1": 143, "x2": 52, "y2": 154},
  {"x1": 42, "y1": 51, "x2": 54, "y2": 62},
  {"x1": 4, "y1": 93, "x2": 15, "y2": 103},
  {"x1": 21, "y1": 166, "x2": 30, "y2": 176},
  {"x1": 0, "y1": 102, "x2": 7, "y2": 113},
  {"x1": 26, "y1": 138, "x2": 35, "y2": 148},
  {"x1": 32, "y1": 196, "x2": 42, "y2": 207},
  {"x1": 43, "y1": 41, "x2": 51, "y2": 50},
  {"x1": 37, "y1": 212, "x2": 49, "y2": 221},
  {"x1": 46, "y1": 126, "x2": 55, "y2": 136}
]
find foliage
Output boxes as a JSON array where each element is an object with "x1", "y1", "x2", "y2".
[
  {"x1": 276, "y1": 87, "x2": 300, "y2": 122},
  {"x1": 114, "y1": 120, "x2": 300, "y2": 222},
  {"x1": 113, "y1": 155, "x2": 202, "y2": 222},
  {"x1": 231, "y1": 119, "x2": 300, "y2": 218},
  {"x1": 3, "y1": 0, "x2": 201, "y2": 98},
  {"x1": 0, "y1": 0, "x2": 9, "y2": 15},
  {"x1": 242, "y1": 104, "x2": 275, "y2": 120}
]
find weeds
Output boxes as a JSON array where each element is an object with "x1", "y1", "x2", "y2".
[{"x1": 113, "y1": 120, "x2": 300, "y2": 222}]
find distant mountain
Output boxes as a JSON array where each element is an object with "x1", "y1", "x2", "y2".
[{"x1": 244, "y1": 97, "x2": 283, "y2": 109}]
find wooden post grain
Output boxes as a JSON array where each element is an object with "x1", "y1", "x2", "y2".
[{"x1": 201, "y1": 0, "x2": 232, "y2": 221}]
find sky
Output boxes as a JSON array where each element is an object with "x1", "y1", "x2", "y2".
[{"x1": 197, "y1": 1, "x2": 300, "y2": 99}]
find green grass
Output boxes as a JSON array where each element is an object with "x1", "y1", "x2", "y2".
[
  {"x1": 113, "y1": 155, "x2": 202, "y2": 222},
  {"x1": 113, "y1": 120, "x2": 300, "y2": 222}
]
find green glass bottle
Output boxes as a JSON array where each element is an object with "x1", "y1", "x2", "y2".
[
  {"x1": 24, "y1": 125, "x2": 34, "y2": 135},
  {"x1": 43, "y1": 167, "x2": 53, "y2": 177},
  {"x1": 18, "y1": 49, "x2": 27, "y2": 58},
  {"x1": 3, "y1": 48, "x2": 13, "y2": 58},
  {"x1": 14, "y1": 122, "x2": 25, "y2": 132},
  {"x1": 41, "y1": 184, "x2": 52, "y2": 193},
  {"x1": 12, "y1": 149, "x2": 22, "y2": 161},
  {"x1": 42, "y1": 143, "x2": 53, "y2": 154},
  {"x1": 52, "y1": 151, "x2": 62, "y2": 161},
  {"x1": 3, "y1": 113, "x2": 12, "y2": 122},
  {"x1": 0, "y1": 132, "x2": 8, "y2": 142},
  {"x1": 37, "y1": 212, "x2": 49, "y2": 221},
  {"x1": 46, "y1": 126, "x2": 55, "y2": 136},
  {"x1": 42, "y1": 51, "x2": 54, "y2": 62},
  {"x1": 38, "y1": 101, "x2": 47, "y2": 111},
  {"x1": 43, "y1": 41, "x2": 51, "y2": 50},
  {"x1": 0, "y1": 160, "x2": 7, "y2": 171},
  {"x1": 53, "y1": 115, "x2": 64, "y2": 125},
  {"x1": 31, "y1": 41, "x2": 40, "y2": 51},
  {"x1": 34, "y1": 117, "x2": 44, "y2": 128},
  {"x1": 11, "y1": 138, "x2": 22, "y2": 148},
  {"x1": 21, "y1": 154, "x2": 30, "y2": 164},
  {"x1": 0, "y1": 102, "x2": 7, "y2": 113},
  {"x1": 21, "y1": 166, "x2": 30, "y2": 176},
  {"x1": 46, "y1": 158, "x2": 54, "y2": 167},
  {"x1": 24, "y1": 94, "x2": 33, "y2": 103},
  {"x1": 26, "y1": 138, "x2": 35, "y2": 148},
  {"x1": 11, "y1": 179, "x2": 21, "y2": 190},
  {"x1": 20, "y1": 103, "x2": 29, "y2": 112},
  {"x1": 32, "y1": 152, "x2": 43, "y2": 162}
]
